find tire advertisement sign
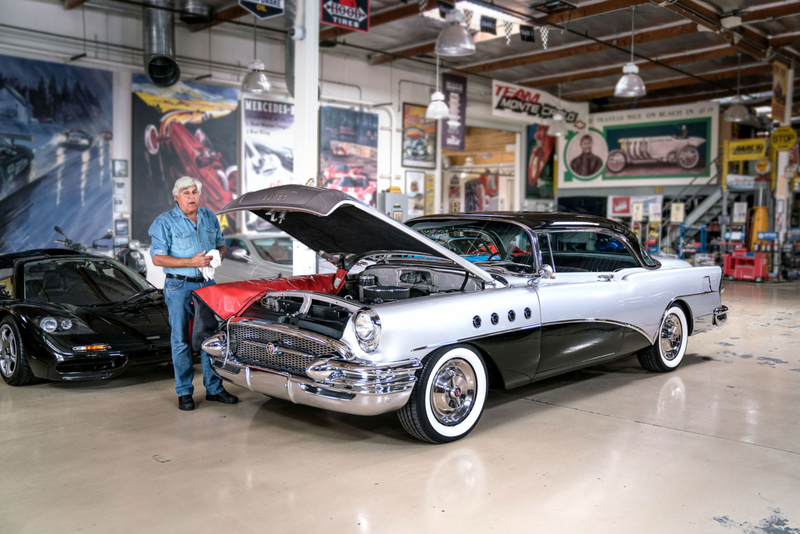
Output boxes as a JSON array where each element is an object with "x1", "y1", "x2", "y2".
[
  {"x1": 322, "y1": 0, "x2": 369, "y2": 33},
  {"x1": 491, "y1": 80, "x2": 588, "y2": 131},
  {"x1": 558, "y1": 101, "x2": 719, "y2": 189}
]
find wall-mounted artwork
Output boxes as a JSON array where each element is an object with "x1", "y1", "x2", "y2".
[
  {"x1": 131, "y1": 76, "x2": 239, "y2": 240},
  {"x1": 402, "y1": 103, "x2": 436, "y2": 169},
  {"x1": 0, "y1": 54, "x2": 113, "y2": 252}
]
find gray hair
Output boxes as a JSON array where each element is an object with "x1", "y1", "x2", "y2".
[{"x1": 172, "y1": 176, "x2": 202, "y2": 198}]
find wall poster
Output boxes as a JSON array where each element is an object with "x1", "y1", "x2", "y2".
[
  {"x1": 402, "y1": 103, "x2": 437, "y2": 169},
  {"x1": 0, "y1": 54, "x2": 113, "y2": 252},
  {"x1": 526, "y1": 124, "x2": 556, "y2": 199},
  {"x1": 131, "y1": 76, "x2": 239, "y2": 241},
  {"x1": 319, "y1": 106, "x2": 378, "y2": 207},
  {"x1": 405, "y1": 170, "x2": 425, "y2": 218},
  {"x1": 559, "y1": 101, "x2": 719, "y2": 189},
  {"x1": 442, "y1": 73, "x2": 466, "y2": 151},
  {"x1": 772, "y1": 61, "x2": 789, "y2": 121}
]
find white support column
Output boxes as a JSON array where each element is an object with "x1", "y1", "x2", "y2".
[
  {"x1": 292, "y1": 0, "x2": 320, "y2": 275},
  {"x1": 776, "y1": 65, "x2": 795, "y2": 246}
]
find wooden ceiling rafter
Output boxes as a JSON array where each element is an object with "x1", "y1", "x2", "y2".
[{"x1": 742, "y1": 2, "x2": 800, "y2": 24}]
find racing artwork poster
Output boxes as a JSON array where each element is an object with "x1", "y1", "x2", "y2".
[
  {"x1": 402, "y1": 103, "x2": 436, "y2": 170},
  {"x1": 0, "y1": 54, "x2": 112, "y2": 252},
  {"x1": 131, "y1": 76, "x2": 239, "y2": 240}
]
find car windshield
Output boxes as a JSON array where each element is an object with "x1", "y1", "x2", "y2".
[
  {"x1": 23, "y1": 257, "x2": 150, "y2": 305},
  {"x1": 251, "y1": 237, "x2": 294, "y2": 265},
  {"x1": 407, "y1": 219, "x2": 535, "y2": 272}
]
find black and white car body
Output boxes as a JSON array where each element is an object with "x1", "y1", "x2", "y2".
[{"x1": 200, "y1": 185, "x2": 727, "y2": 443}]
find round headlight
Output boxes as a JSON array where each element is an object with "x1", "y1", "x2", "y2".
[
  {"x1": 60, "y1": 319, "x2": 73, "y2": 330},
  {"x1": 353, "y1": 309, "x2": 381, "y2": 352},
  {"x1": 40, "y1": 317, "x2": 58, "y2": 333}
]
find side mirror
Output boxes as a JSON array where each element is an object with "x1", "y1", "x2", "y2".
[
  {"x1": 231, "y1": 249, "x2": 251, "y2": 263},
  {"x1": 538, "y1": 264, "x2": 554, "y2": 280}
]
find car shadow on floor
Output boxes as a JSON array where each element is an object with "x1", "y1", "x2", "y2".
[{"x1": 45, "y1": 362, "x2": 176, "y2": 390}]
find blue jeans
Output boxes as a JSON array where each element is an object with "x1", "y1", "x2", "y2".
[{"x1": 163, "y1": 277, "x2": 223, "y2": 397}]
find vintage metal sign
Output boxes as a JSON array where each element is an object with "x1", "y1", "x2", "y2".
[
  {"x1": 239, "y1": 0, "x2": 285, "y2": 20},
  {"x1": 442, "y1": 73, "x2": 467, "y2": 151},
  {"x1": 491, "y1": 80, "x2": 588, "y2": 129},
  {"x1": 770, "y1": 126, "x2": 797, "y2": 152},
  {"x1": 728, "y1": 138, "x2": 766, "y2": 161},
  {"x1": 321, "y1": 0, "x2": 370, "y2": 33}
]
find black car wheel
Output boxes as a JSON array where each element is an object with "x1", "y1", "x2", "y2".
[
  {"x1": 0, "y1": 317, "x2": 37, "y2": 386},
  {"x1": 637, "y1": 305, "x2": 689, "y2": 373},
  {"x1": 398, "y1": 344, "x2": 488, "y2": 444}
]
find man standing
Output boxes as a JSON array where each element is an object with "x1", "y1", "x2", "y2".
[
  {"x1": 149, "y1": 176, "x2": 238, "y2": 411},
  {"x1": 569, "y1": 135, "x2": 604, "y2": 177}
]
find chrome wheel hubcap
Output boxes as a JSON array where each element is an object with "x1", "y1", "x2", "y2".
[
  {"x1": 0, "y1": 325, "x2": 17, "y2": 377},
  {"x1": 430, "y1": 358, "x2": 476, "y2": 426},
  {"x1": 660, "y1": 313, "x2": 683, "y2": 361}
]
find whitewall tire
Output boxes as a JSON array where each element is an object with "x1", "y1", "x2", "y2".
[{"x1": 637, "y1": 305, "x2": 689, "y2": 372}]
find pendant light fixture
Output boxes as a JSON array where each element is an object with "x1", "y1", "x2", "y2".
[
  {"x1": 549, "y1": 83, "x2": 569, "y2": 137},
  {"x1": 426, "y1": 55, "x2": 450, "y2": 120},
  {"x1": 241, "y1": 18, "x2": 271, "y2": 94},
  {"x1": 614, "y1": 5, "x2": 646, "y2": 98},
  {"x1": 435, "y1": 9, "x2": 475, "y2": 56},
  {"x1": 725, "y1": 53, "x2": 750, "y2": 122}
]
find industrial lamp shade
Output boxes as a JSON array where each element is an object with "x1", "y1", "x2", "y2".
[
  {"x1": 724, "y1": 96, "x2": 750, "y2": 122},
  {"x1": 549, "y1": 113, "x2": 569, "y2": 137},
  {"x1": 426, "y1": 91, "x2": 450, "y2": 120},
  {"x1": 614, "y1": 63, "x2": 646, "y2": 98},
  {"x1": 435, "y1": 10, "x2": 475, "y2": 56},
  {"x1": 242, "y1": 60, "x2": 271, "y2": 94}
]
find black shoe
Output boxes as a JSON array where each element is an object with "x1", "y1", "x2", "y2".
[
  {"x1": 206, "y1": 390, "x2": 239, "y2": 404},
  {"x1": 178, "y1": 395, "x2": 195, "y2": 411}
]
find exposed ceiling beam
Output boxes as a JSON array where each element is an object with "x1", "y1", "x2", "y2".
[
  {"x1": 457, "y1": 22, "x2": 697, "y2": 75},
  {"x1": 742, "y1": 2, "x2": 800, "y2": 23},
  {"x1": 370, "y1": 0, "x2": 643, "y2": 65},
  {"x1": 320, "y1": 0, "x2": 439, "y2": 41},
  {"x1": 568, "y1": 64, "x2": 772, "y2": 101},
  {"x1": 518, "y1": 45, "x2": 736, "y2": 88},
  {"x1": 191, "y1": 4, "x2": 249, "y2": 33},
  {"x1": 64, "y1": 0, "x2": 90, "y2": 8}
]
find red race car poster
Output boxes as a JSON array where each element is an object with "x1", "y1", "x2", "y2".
[{"x1": 131, "y1": 76, "x2": 239, "y2": 240}]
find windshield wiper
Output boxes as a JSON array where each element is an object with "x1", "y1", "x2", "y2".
[{"x1": 119, "y1": 288, "x2": 158, "y2": 304}]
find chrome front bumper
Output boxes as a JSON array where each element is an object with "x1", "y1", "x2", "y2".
[{"x1": 202, "y1": 332, "x2": 421, "y2": 416}]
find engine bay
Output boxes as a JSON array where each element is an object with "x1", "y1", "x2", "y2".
[{"x1": 343, "y1": 262, "x2": 483, "y2": 304}]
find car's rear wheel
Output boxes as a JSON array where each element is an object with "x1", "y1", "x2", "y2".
[
  {"x1": 398, "y1": 345, "x2": 487, "y2": 444},
  {"x1": 0, "y1": 317, "x2": 36, "y2": 386},
  {"x1": 637, "y1": 305, "x2": 689, "y2": 372}
]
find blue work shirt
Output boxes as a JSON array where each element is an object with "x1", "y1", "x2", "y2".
[{"x1": 149, "y1": 203, "x2": 225, "y2": 278}]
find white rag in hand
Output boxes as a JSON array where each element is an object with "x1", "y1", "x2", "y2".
[{"x1": 201, "y1": 249, "x2": 221, "y2": 281}]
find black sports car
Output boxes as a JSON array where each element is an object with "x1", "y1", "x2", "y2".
[
  {"x1": 0, "y1": 249, "x2": 172, "y2": 385},
  {"x1": 0, "y1": 134, "x2": 34, "y2": 188}
]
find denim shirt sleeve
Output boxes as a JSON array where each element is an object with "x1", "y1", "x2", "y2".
[
  {"x1": 148, "y1": 215, "x2": 170, "y2": 258},
  {"x1": 213, "y1": 215, "x2": 225, "y2": 249}
]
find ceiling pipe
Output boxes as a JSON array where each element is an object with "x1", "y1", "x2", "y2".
[{"x1": 142, "y1": 0, "x2": 181, "y2": 87}]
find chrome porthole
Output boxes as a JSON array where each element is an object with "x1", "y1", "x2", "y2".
[
  {"x1": 0, "y1": 325, "x2": 17, "y2": 378},
  {"x1": 660, "y1": 312, "x2": 683, "y2": 361},
  {"x1": 430, "y1": 358, "x2": 477, "y2": 426},
  {"x1": 490, "y1": 313, "x2": 499, "y2": 325},
  {"x1": 508, "y1": 310, "x2": 516, "y2": 322},
  {"x1": 524, "y1": 307, "x2": 532, "y2": 320},
  {"x1": 472, "y1": 315, "x2": 481, "y2": 328}
]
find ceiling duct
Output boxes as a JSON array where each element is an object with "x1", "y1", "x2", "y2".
[
  {"x1": 179, "y1": 0, "x2": 212, "y2": 25},
  {"x1": 143, "y1": 0, "x2": 181, "y2": 87},
  {"x1": 284, "y1": 0, "x2": 296, "y2": 98}
]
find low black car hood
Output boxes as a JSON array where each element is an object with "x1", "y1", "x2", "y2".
[{"x1": 217, "y1": 185, "x2": 494, "y2": 282}]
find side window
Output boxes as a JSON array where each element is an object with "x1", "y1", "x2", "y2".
[
  {"x1": 0, "y1": 267, "x2": 13, "y2": 299},
  {"x1": 536, "y1": 234, "x2": 553, "y2": 270},
  {"x1": 548, "y1": 231, "x2": 639, "y2": 273}
]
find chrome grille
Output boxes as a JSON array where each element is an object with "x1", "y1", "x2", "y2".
[{"x1": 230, "y1": 322, "x2": 338, "y2": 376}]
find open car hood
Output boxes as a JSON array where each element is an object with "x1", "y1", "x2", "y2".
[{"x1": 217, "y1": 185, "x2": 494, "y2": 283}]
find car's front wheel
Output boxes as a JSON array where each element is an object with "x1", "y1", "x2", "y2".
[
  {"x1": 637, "y1": 305, "x2": 689, "y2": 372},
  {"x1": 0, "y1": 317, "x2": 37, "y2": 386},
  {"x1": 398, "y1": 345, "x2": 488, "y2": 444}
]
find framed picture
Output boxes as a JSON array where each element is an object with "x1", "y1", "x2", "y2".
[
  {"x1": 113, "y1": 178, "x2": 127, "y2": 196},
  {"x1": 406, "y1": 170, "x2": 425, "y2": 218},
  {"x1": 114, "y1": 196, "x2": 128, "y2": 213},
  {"x1": 114, "y1": 236, "x2": 129, "y2": 249},
  {"x1": 115, "y1": 219, "x2": 129, "y2": 236},
  {"x1": 113, "y1": 159, "x2": 128, "y2": 177},
  {"x1": 402, "y1": 103, "x2": 437, "y2": 169}
]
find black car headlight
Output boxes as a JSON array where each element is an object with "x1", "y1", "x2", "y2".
[
  {"x1": 353, "y1": 308, "x2": 381, "y2": 353},
  {"x1": 36, "y1": 316, "x2": 91, "y2": 334}
]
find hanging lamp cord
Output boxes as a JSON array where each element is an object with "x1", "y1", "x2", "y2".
[
  {"x1": 253, "y1": 18, "x2": 257, "y2": 60},
  {"x1": 630, "y1": 5, "x2": 635, "y2": 63}
]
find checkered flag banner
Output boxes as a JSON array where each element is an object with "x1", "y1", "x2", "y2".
[
  {"x1": 419, "y1": 0, "x2": 428, "y2": 16},
  {"x1": 464, "y1": 9, "x2": 473, "y2": 28},
  {"x1": 540, "y1": 26, "x2": 549, "y2": 49},
  {"x1": 504, "y1": 21, "x2": 514, "y2": 45}
]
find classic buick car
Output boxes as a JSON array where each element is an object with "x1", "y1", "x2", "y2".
[
  {"x1": 0, "y1": 249, "x2": 172, "y2": 385},
  {"x1": 194, "y1": 185, "x2": 726, "y2": 443}
]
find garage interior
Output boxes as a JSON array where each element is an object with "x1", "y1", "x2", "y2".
[{"x1": 2, "y1": 0, "x2": 800, "y2": 532}]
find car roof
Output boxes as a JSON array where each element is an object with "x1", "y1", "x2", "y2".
[{"x1": 0, "y1": 249, "x2": 98, "y2": 269}]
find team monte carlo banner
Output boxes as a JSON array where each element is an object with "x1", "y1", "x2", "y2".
[
  {"x1": 558, "y1": 101, "x2": 719, "y2": 189},
  {"x1": 322, "y1": 0, "x2": 369, "y2": 32},
  {"x1": 492, "y1": 80, "x2": 589, "y2": 131}
]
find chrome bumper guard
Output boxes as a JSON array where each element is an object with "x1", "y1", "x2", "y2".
[
  {"x1": 712, "y1": 305, "x2": 728, "y2": 326},
  {"x1": 202, "y1": 332, "x2": 421, "y2": 416}
]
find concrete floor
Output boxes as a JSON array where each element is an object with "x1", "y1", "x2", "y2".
[{"x1": 1, "y1": 281, "x2": 799, "y2": 534}]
